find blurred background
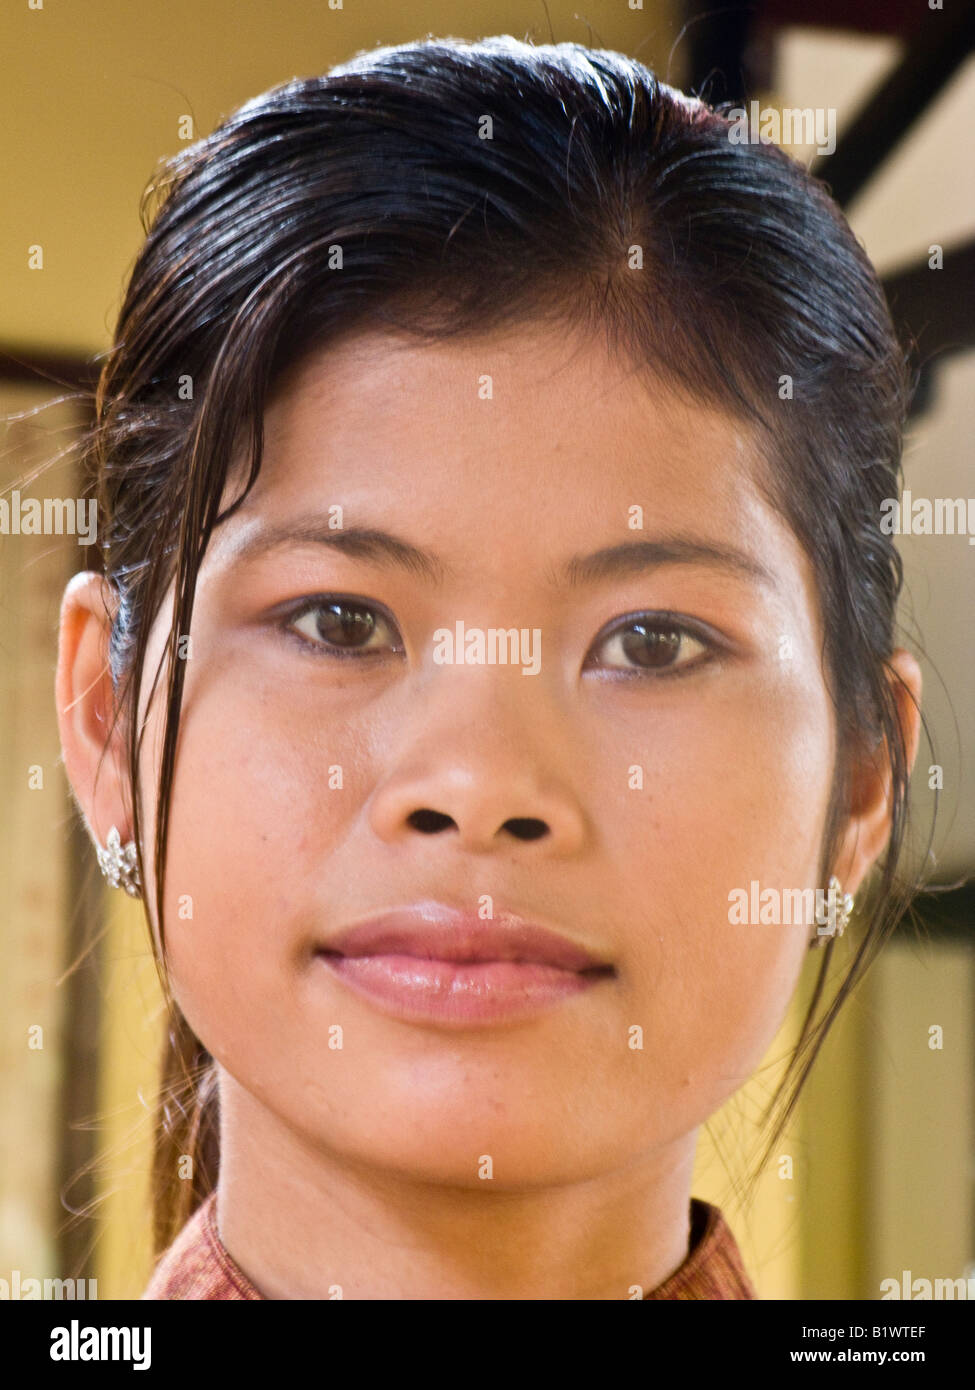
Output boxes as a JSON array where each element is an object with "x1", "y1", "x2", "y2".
[{"x1": 2, "y1": 0, "x2": 973, "y2": 1299}]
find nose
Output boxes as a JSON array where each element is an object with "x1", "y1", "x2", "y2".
[{"x1": 367, "y1": 673, "x2": 589, "y2": 857}]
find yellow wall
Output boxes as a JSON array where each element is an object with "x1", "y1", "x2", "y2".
[
  {"x1": 0, "y1": 387, "x2": 76, "y2": 1279},
  {"x1": 2, "y1": 0, "x2": 681, "y2": 357},
  {"x1": 93, "y1": 894, "x2": 165, "y2": 1299}
]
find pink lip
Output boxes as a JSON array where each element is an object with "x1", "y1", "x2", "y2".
[{"x1": 315, "y1": 902, "x2": 615, "y2": 1027}]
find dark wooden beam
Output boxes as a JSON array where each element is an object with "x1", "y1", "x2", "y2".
[{"x1": 811, "y1": 3, "x2": 975, "y2": 208}]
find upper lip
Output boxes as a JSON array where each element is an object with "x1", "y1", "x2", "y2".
[{"x1": 320, "y1": 902, "x2": 613, "y2": 972}]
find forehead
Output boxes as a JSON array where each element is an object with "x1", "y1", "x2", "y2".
[
  {"x1": 203, "y1": 323, "x2": 824, "y2": 643},
  {"x1": 247, "y1": 323, "x2": 771, "y2": 537}
]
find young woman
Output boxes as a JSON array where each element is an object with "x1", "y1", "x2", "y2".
[{"x1": 56, "y1": 35, "x2": 923, "y2": 1299}]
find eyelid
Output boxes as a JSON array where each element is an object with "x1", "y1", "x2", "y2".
[
  {"x1": 277, "y1": 594, "x2": 404, "y2": 658},
  {"x1": 590, "y1": 608, "x2": 731, "y2": 649},
  {"x1": 584, "y1": 610, "x2": 727, "y2": 677}
]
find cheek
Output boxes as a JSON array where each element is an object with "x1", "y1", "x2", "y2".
[
  {"x1": 596, "y1": 661, "x2": 833, "y2": 861},
  {"x1": 159, "y1": 659, "x2": 374, "y2": 869},
  {"x1": 144, "y1": 675, "x2": 369, "y2": 1058},
  {"x1": 592, "y1": 669, "x2": 833, "y2": 1105}
]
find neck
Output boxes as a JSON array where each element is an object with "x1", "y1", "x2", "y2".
[{"x1": 214, "y1": 1070, "x2": 699, "y2": 1300}]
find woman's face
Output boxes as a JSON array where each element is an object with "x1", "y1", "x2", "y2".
[{"x1": 133, "y1": 324, "x2": 841, "y2": 1184}]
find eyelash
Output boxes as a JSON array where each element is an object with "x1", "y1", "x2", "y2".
[{"x1": 277, "y1": 597, "x2": 721, "y2": 679}]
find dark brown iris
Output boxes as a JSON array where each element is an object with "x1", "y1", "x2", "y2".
[
  {"x1": 314, "y1": 602, "x2": 375, "y2": 648},
  {"x1": 620, "y1": 623, "x2": 682, "y2": 669}
]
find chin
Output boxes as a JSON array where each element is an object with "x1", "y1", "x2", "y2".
[{"x1": 297, "y1": 1102, "x2": 627, "y2": 1189}]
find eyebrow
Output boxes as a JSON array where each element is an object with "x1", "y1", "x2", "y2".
[
  {"x1": 226, "y1": 521, "x2": 447, "y2": 583},
  {"x1": 555, "y1": 537, "x2": 775, "y2": 589},
  {"x1": 226, "y1": 520, "x2": 775, "y2": 590}
]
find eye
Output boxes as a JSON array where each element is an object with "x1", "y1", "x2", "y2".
[
  {"x1": 586, "y1": 613, "x2": 713, "y2": 677},
  {"x1": 283, "y1": 597, "x2": 403, "y2": 660}
]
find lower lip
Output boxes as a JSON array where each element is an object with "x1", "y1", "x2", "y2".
[{"x1": 317, "y1": 953, "x2": 610, "y2": 1026}]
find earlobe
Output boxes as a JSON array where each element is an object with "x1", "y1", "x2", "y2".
[
  {"x1": 55, "y1": 571, "x2": 132, "y2": 848},
  {"x1": 829, "y1": 647, "x2": 923, "y2": 900}
]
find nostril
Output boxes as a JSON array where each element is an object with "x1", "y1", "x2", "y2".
[
  {"x1": 407, "y1": 808, "x2": 455, "y2": 833},
  {"x1": 405, "y1": 810, "x2": 550, "y2": 841},
  {"x1": 504, "y1": 818, "x2": 548, "y2": 842}
]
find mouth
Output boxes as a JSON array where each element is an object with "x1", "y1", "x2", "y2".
[{"x1": 314, "y1": 903, "x2": 616, "y2": 1028}]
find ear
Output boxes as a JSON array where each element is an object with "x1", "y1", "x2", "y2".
[
  {"x1": 829, "y1": 648, "x2": 923, "y2": 898},
  {"x1": 55, "y1": 571, "x2": 133, "y2": 849}
]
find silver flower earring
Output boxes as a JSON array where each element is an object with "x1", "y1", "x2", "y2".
[
  {"x1": 812, "y1": 875, "x2": 854, "y2": 945},
  {"x1": 96, "y1": 826, "x2": 143, "y2": 899}
]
